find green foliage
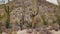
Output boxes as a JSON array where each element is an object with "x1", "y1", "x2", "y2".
[
  {"x1": 41, "y1": 15, "x2": 48, "y2": 25},
  {"x1": 54, "y1": 9, "x2": 60, "y2": 26},
  {"x1": 0, "y1": 12, "x2": 7, "y2": 20},
  {"x1": 56, "y1": 14, "x2": 60, "y2": 25}
]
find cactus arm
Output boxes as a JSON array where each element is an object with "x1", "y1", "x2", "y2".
[{"x1": 32, "y1": 0, "x2": 37, "y2": 28}]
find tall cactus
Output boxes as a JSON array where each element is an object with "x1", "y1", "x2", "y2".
[
  {"x1": 32, "y1": 0, "x2": 38, "y2": 28},
  {"x1": 3, "y1": 0, "x2": 13, "y2": 28},
  {"x1": 2, "y1": 0, "x2": 13, "y2": 34}
]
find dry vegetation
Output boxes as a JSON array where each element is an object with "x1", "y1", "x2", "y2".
[{"x1": 0, "y1": 0, "x2": 60, "y2": 34}]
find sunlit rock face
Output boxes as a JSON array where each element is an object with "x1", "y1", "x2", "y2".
[
  {"x1": 46, "y1": 0, "x2": 58, "y2": 5},
  {"x1": 0, "y1": 0, "x2": 60, "y2": 28}
]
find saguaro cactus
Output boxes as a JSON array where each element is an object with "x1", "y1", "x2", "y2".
[
  {"x1": 32, "y1": 0, "x2": 38, "y2": 28},
  {"x1": 3, "y1": 0, "x2": 13, "y2": 28},
  {"x1": 2, "y1": 0, "x2": 13, "y2": 34}
]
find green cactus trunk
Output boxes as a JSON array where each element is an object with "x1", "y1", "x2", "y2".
[
  {"x1": 3, "y1": 4, "x2": 10, "y2": 28},
  {"x1": 6, "y1": 6, "x2": 10, "y2": 28}
]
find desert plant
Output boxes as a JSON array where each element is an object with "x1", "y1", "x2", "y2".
[
  {"x1": 0, "y1": 0, "x2": 13, "y2": 32},
  {"x1": 54, "y1": 8, "x2": 60, "y2": 27},
  {"x1": 1, "y1": 0, "x2": 13, "y2": 34},
  {"x1": 31, "y1": 0, "x2": 38, "y2": 28},
  {"x1": 3, "y1": 0, "x2": 13, "y2": 28},
  {"x1": 4, "y1": 5, "x2": 10, "y2": 28},
  {"x1": 41, "y1": 15, "x2": 48, "y2": 25}
]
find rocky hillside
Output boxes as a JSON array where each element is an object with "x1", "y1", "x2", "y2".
[{"x1": 0, "y1": 0, "x2": 60, "y2": 28}]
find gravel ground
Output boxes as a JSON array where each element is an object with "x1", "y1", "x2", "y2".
[
  {"x1": 2, "y1": 29, "x2": 60, "y2": 34},
  {"x1": 1, "y1": 24, "x2": 60, "y2": 34}
]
